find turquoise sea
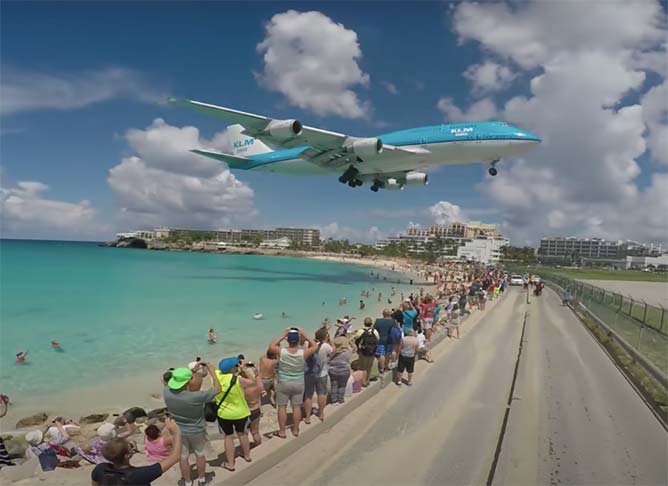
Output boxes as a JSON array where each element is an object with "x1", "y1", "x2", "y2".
[{"x1": 0, "y1": 240, "x2": 410, "y2": 404}]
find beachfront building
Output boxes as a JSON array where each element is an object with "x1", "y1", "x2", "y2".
[
  {"x1": 539, "y1": 237, "x2": 663, "y2": 264},
  {"x1": 457, "y1": 235, "x2": 509, "y2": 264},
  {"x1": 259, "y1": 237, "x2": 291, "y2": 249},
  {"x1": 151, "y1": 227, "x2": 320, "y2": 247},
  {"x1": 407, "y1": 221, "x2": 499, "y2": 239},
  {"x1": 375, "y1": 221, "x2": 501, "y2": 256},
  {"x1": 626, "y1": 254, "x2": 668, "y2": 270},
  {"x1": 116, "y1": 230, "x2": 156, "y2": 240}
]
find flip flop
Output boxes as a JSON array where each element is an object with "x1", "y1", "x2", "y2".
[
  {"x1": 273, "y1": 431, "x2": 287, "y2": 439},
  {"x1": 304, "y1": 419, "x2": 311, "y2": 425},
  {"x1": 291, "y1": 428, "x2": 299, "y2": 437},
  {"x1": 243, "y1": 456, "x2": 252, "y2": 463},
  {"x1": 222, "y1": 462, "x2": 236, "y2": 472}
]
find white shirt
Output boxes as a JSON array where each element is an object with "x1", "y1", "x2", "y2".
[
  {"x1": 316, "y1": 342, "x2": 333, "y2": 377},
  {"x1": 417, "y1": 333, "x2": 426, "y2": 349}
]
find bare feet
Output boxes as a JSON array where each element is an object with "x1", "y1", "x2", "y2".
[
  {"x1": 222, "y1": 462, "x2": 236, "y2": 472},
  {"x1": 291, "y1": 427, "x2": 299, "y2": 437},
  {"x1": 274, "y1": 431, "x2": 287, "y2": 439}
]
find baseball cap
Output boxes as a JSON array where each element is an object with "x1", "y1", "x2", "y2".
[
  {"x1": 167, "y1": 367, "x2": 192, "y2": 390},
  {"x1": 218, "y1": 357, "x2": 240, "y2": 373}
]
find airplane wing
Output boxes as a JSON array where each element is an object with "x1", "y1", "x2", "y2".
[
  {"x1": 169, "y1": 98, "x2": 425, "y2": 162},
  {"x1": 169, "y1": 98, "x2": 347, "y2": 151}
]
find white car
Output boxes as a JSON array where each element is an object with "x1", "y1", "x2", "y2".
[{"x1": 510, "y1": 275, "x2": 524, "y2": 286}]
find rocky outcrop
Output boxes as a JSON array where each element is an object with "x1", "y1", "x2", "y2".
[
  {"x1": 79, "y1": 413, "x2": 109, "y2": 425},
  {"x1": 15, "y1": 412, "x2": 48, "y2": 428},
  {"x1": 122, "y1": 406, "x2": 147, "y2": 421},
  {"x1": 116, "y1": 238, "x2": 147, "y2": 249}
]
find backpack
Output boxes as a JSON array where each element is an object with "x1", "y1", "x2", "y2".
[
  {"x1": 356, "y1": 329, "x2": 378, "y2": 357},
  {"x1": 305, "y1": 343, "x2": 323, "y2": 375}
]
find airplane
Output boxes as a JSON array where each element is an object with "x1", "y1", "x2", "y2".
[{"x1": 170, "y1": 98, "x2": 541, "y2": 192}]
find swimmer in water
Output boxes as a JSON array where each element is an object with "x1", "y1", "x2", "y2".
[
  {"x1": 208, "y1": 328, "x2": 217, "y2": 344},
  {"x1": 16, "y1": 351, "x2": 28, "y2": 364},
  {"x1": 281, "y1": 312, "x2": 288, "y2": 318},
  {"x1": 51, "y1": 340, "x2": 61, "y2": 349}
]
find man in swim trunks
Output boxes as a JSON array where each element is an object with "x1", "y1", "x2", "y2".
[{"x1": 259, "y1": 350, "x2": 278, "y2": 407}]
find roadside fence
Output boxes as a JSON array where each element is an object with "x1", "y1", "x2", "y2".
[{"x1": 548, "y1": 274, "x2": 668, "y2": 375}]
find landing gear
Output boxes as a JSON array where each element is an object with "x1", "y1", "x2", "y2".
[
  {"x1": 370, "y1": 185, "x2": 379, "y2": 192},
  {"x1": 488, "y1": 159, "x2": 499, "y2": 176},
  {"x1": 338, "y1": 166, "x2": 359, "y2": 184},
  {"x1": 348, "y1": 179, "x2": 363, "y2": 187},
  {"x1": 370, "y1": 179, "x2": 382, "y2": 192}
]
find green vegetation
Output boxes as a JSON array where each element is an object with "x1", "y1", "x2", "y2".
[{"x1": 499, "y1": 245, "x2": 537, "y2": 264}]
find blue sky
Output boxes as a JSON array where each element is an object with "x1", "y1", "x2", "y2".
[{"x1": 2, "y1": 1, "x2": 666, "y2": 244}]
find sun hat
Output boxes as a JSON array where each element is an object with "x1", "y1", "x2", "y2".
[
  {"x1": 97, "y1": 423, "x2": 117, "y2": 441},
  {"x1": 218, "y1": 357, "x2": 240, "y2": 373},
  {"x1": 167, "y1": 367, "x2": 192, "y2": 390},
  {"x1": 25, "y1": 429, "x2": 43, "y2": 446}
]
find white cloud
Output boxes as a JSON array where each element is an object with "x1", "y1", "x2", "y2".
[
  {"x1": 437, "y1": 96, "x2": 497, "y2": 121},
  {"x1": 1, "y1": 179, "x2": 104, "y2": 239},
  {"x1": 641, "y1": 80, "x2": 668, "y2": 165},
  {"x1": 446, "y1": 1, "x2": 668, "y2": 244},
  {"x1": 0, "y1": 66, "x2": 164, "y2": 115},
  {"x1": 256, "y1": 10, "x2": 370, "y2": 118},
  {"x1": 452, "y1": 1, "x2": 666, "y2": 69},
  {"x1": 108, "y1": 119, "x2": 256, "y2": 230},
  {"x1": 316, "y1": 222, "x2": 384, "y2": 243},
  {"x1": 463, "y1": 61, "x2": 516, "y2": 95},
  {"x1": 429, "y1": 201, "x2": 466, "y2": 226},
  {"x1": 380, "y1": 81, "x2": 399, "y2": 95}
]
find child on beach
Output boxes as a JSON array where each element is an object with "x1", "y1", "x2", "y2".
[{"x1": 259, "y1": 350, "x2": 278, "y2": 406}]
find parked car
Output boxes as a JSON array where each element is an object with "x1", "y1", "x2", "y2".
[{"x1": 510, "y1": 275, "x2": 524, "y2": 286}]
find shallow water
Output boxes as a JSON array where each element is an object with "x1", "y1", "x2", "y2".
[{"x1": 0, "y1": 240, "x2": 411, "y2": 406}]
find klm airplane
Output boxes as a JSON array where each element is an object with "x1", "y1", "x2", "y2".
[{"x1": 171, "y1": 98, "x2": 541, "y2": 192}]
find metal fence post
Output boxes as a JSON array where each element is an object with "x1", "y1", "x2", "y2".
[
  {"x1": 642, "y1": 300, "x2": 648, "y2": 324},
  {"x1": 660, "y1": 305, "x2": 665, "y2": 335}
]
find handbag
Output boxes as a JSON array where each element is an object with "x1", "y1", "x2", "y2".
[{"x1": 204, "y1": 375, "x2": 237, "y2": 422}]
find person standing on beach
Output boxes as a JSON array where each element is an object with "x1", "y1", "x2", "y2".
[
  {"x1": 373, "y1": 309, "x2": 395, "y2": 373},
  {"x1": 303, "y1": 328, "x2": 332, "y2": 423},
  {"x1": 259, "y1": 350, "x2": 278, "y2": 407},
  {"x1": 269, "y1": 328, "x2": 318, "y2": 438},
  {"x1": 163, "y1": 363, "x2": 221, "y2": 486},
  {"x1": 214, "y1": 357, "x2": 259, "y2": 471},
  {"x1": 328, "y1": 337, "x2": 353, "y2": 404},
  {"x1": 354, "y1": 318, "x2": 379, "y2": 386},
  {"x1": 397, "y1": 330, "x2": 419, "y2": 386},
  {"x1": 401, "y1": 300, "x2": 418, "y2": 335},
  {"x1": 419, "y1": 295, "x2": 437, "y2": 342},
  {"x1": 239, "y1": 362, "x2": 264, "y2": 447}
]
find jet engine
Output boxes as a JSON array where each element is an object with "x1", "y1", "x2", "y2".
[
  {"x1": 345, "y1": 137, "x2": 383, "y2": 157},
  {"x1": 404, "y1": 172, "x2": 429, "y2": 186},
  {"x1": 266, "y1": 119, "x2": 303, "y2": 138},
  {"x1": 383, "y1": 178, "x2": 403, "y2": 190}
]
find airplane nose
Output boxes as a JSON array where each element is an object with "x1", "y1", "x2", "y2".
[{"x1": 518, "y1": 130, "x2": 541, "y2": 143}]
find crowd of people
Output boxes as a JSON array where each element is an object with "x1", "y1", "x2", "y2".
[{"x1": 2, "y1": 261, "x2": 510, "y2": 486}]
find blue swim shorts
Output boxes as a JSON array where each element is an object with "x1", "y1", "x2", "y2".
[{"x1": 375, "y1": 344, "x2": 389, "y2": 357}]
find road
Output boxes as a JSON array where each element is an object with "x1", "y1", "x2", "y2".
[{"x1": 247, "y1": 288, "x2": 667, "y2": 486}]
